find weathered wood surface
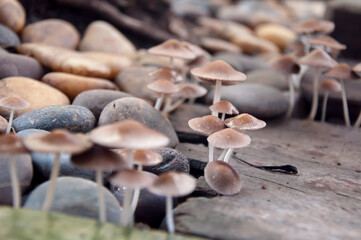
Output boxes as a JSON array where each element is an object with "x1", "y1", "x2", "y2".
[{"x1": 174, "y1": 119, "x2": 361, "y2": 240}]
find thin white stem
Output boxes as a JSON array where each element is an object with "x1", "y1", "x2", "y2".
[
  {"x1": 286, "y1": 75, "x2": 295, "y2": 118},
  {"x1": 212, "y1": 80, "x2": 222, "y2": 116},
  {"x1": 6, "y1": 109, "x2": 14, "y2": 134},
  {"x1": 164, "y1": 99, "x2": 185, "y2": 113},
  {"x1": 295, "y1": 65, "x2": 309, "y2": 90},
  {"x1": 166, "y1": 195, "x2": 175, "y2": 234},
  {"x1": 9, "y1": 155, "x2": 20, "y2": 209},
  {"x1": 127, "y1": 149, "x2": 134, "y2": 169},
  {"x1": 130, "y1": 188, "x2": 140, "y2": 215},
  {"x1": 321, "y1": 91, "x2": 329, "y2": 123},
  {"x1": 96, "y1": 169, "x2": 106, "y2": 223},
  {"x1": 221, "y1": 113, "x2": 226, "y2": 122},
  {"x1": 121, "y1": 188, "x2": 133, "y2": 226},
  {"x1": 223, "y1": 148, "x2": 234, "y2": 163},
  {"x1": 340, "y1": 79, "x2": 351, "y2": 127},
  {"x1": 217, "y1": 149, "x2": 227, "y2": 161},
  {"x1": 162, "y1": 97, "x2": 172, "y2": 112},
  {"x1": 154, "y1": 93, "x2": 165, "y2": 111},
  {"x1": 42, "y1": 152, "x2": 61, "y2": 212},
  {"x1": 308, "y1": 67, "x2": 320, "y2": 120},
  {"x1": 170, "y1": 57, "x2": 174, "y2": 69},
  {"x1": 188, "y1": 98, "x2": 195, "y2": 104},
  {"x1": 137, "y1": 164, "x2": 143, "y2": 171},
  {"x1": 354, "y1": 110, "x2": 361, "y2": 128},
  {"x1": 208, "y1": 144, "x2": 214, "y2": 162}
]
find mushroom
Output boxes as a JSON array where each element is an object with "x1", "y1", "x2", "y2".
[
  {"x1": 23, "y1": 129, "x2": 93, "y2": 212},
  {"x1": 149, "y1": 67, "x2": 183, "y2": 83},
  {"x1": 225, "y1": 113, "x2": 266, "y2": 131},
  {"x1": 354, "y1": 111, "x2": 361, "y2": 128},
  {"x1": 299, "y1": 49, "x2": 337, "y2": 120},
  {"x1": 148, "y1": 172, "x2": 196, "y2": 234},
  {"x1": 0, "y1": 96, "x2": 29, "y2": 134},
  {"x1": 71, "y1": 145, "x2": 128, "y2": 223},
  {"x1": 0, "y1": 134, "x2": 28, "y2": 208},
  {"x1": 209, "y1": 100, "x2": 239, "y2": 122},
  {"x1": 147, "y1": 79, "x2": 179, "y2": 111},
  {"x1": 307, "y1": 35, "x2": 346, "y2": 53},
  {"x1": 318, "y1": 79, "x2": 342, "y2": 122}
]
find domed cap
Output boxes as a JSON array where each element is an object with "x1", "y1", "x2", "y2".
[
  {"x1": 352, "y1": 63, "x2": 361, "y2": 77},
  {"x1": 0, "y1": 96, "x2": 30, "y2": 110},
  {"x1": 204, "y1": 161, "x2": 242, "y2": 195},
  {"x1": 324, "y1": 63, "x2": 359, "y2": 80},
  {"x1": 292, "y1": 19, "x2": 335, "y2": 35},
  {"x1": 147, "y1": 79, "x2": 179, "y2": 95},
  {"x1": 299, "y1": 49, "x2": 337, "y2": 69},
  {"x1": 90, "y1": 120, "x2": 170, "y2": 149},
  {"x1": 188, "y1": 115, "x2": 224, "y2": 136},
  {"x1": 319, "y1": 79, "x2": 342, "y2": 92},
  {"x1": 0, "y1": 134, "x2": 28, "y2": 154},
  {"x1": 148, "y1": 39, "x2": 196, "y2": 60},
  {"x1": 182, "y1": 41, "x2": 211, "y2": 59},
  {"x1": 147, "y1": 171, "x2": 196, "y2": 197},
  {"x1": 117, "y1": 149, "x2": 162, "y2": 166},
  {"x1": 24, "y1": 129, "x2": 93, "y2": 154},
  {"x1": 173, "y1": 83, "x2": 207, "y2": 99},
  {"x1": 307, "y1": 36, "x2": 346, "y2": 50},
  {"x1": 71, "y1": 144, "x2": 129, "y2": 171},
  {"x1": 225, "y1": 113, "x2": 266, "y2": 131},
  {"x1": 191, "y1": 60, "x2": 247, "y2": 85},
  {"x1": 109, "y1": 169, "x2": 157, "y2": 189},
  {"x1": 209, "y1": 100, "x2": 239, "y2": 115},
  {"x1": 269, "y1": 55, "x2": 300, "y2": 74},
  {"x1": 207, "y1": 128, "x2": 251, "y2": 149},
  {"x1": 149, "y1": 67, "x2": 183, "y2": 83}
]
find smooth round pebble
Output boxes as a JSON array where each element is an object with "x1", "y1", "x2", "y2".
[
  {"x1": 246, "y1": 69, "x2": 288, "y2": 91},
  {"x1": 0, "y1": 115, "x2": 8, "y2": 134},
  {"x1": 0, "y1": 0, "x2": 25, "y2": 33},
  {"x1": 213, "y1": 52, "x2": 270, "y2": 72},
  {"x1": 0, "y1": 23, "x2": 20, "y2": 49},
  {"x1": 0, "y1": 52, "x2": 44, "y2": 79}
]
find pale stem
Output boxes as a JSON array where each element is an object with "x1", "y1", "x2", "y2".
[
  {"x1": 354, "y1": 110, "x2": 361, "y2": 128},
  {"x1": 300, "y1": 34, "x2": 311, "y2": 54},
  {"x1": 127, "y1": 149, "x2": 134, "y2": 169},
  {"x1": 294, "y1": 65, "x2": 309, "y2": 90},
  {"x1": 164, "y1": 98, "x2": 185, "y2": 113},
  {"x1": 223, "y1": 148, "x2": 234, "y2": 163},
  {"x1": 212, "y1": 80, "x2": 222, "y2": 116},
  {"x1": 6, "y1": 109, "x2": 14, "y2": 134},
  {"x1": 162, "y1": 97, "x2": 173, "y2": 112},
  {"x1": 96, "y1": 169, "x2": 106, "y2": 223},
  {"x1": 166, "y1": 195, "x2": 175, "y2": 234},
  {"x1": 154, "y1": 93, "x2": 165, "y2": 111},
  {"x1": 208, "y1": 144, "x2": 214, "y2": 162},
  {"x1": 286, "y1": 74, "x2": 295, "y2": 118},
  {"x1": 9, "y1": 155, "x2": 20, "y2": 209},
  {"x1": 130, "y1": 188, "x2": 140, "y2": 216},
  {"x1": 42, "y1": 152, "x2": 61, "y2": 212},
  {"x1": 188, "y1": 98, "x2": 195, "y2": 104},
  {"x1": 221, "y1": 113, "x2": 226, "y2": 122},
  {"x1": 321, "y1": 91, "x2": 329, "y2": 123},
  {"x1": 340, "y1": 79, "x2": 351, "y2": 127},
  {"x1": 217, "y1": 149, "x2": 227, "y2": 161},
  {"x1": 121, "y1": 187, "x2": 133, "y2": 226},
  {"x1": 137, "y1": 164, "x2": 143, "y2": 171},
  {"x1": 170, "y1": 57, "x2": 174, "y2": 69},
  {"x1": 308, "y1": 67, "x2": 321, "y2": 120}
]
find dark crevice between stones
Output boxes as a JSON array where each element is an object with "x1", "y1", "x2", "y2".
[{"x1": 176, "y1": 132, "x2": 207, "y2": 145}]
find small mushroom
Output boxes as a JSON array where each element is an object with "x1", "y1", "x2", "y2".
[
  {"x1": 0, "y1": 96, "x2": 29, "y2": 134},
  {"x1": 147, "y1": 79, "x2": 179, "y2": 111},
  {"x1": 209, "y1": 100, "x2": 239, "y2": 122},
  {"x1": 318, "y1": 79, "x2": 342, "y2": 122},
  {"x1": 149, "y1": 67, "x2": 183, "y2": 83},
  {"x1": 225, "y1": 113, "x2": 266, "y2": 131}
]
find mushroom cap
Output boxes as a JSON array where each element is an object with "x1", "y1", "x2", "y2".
[
  {"x1": 207, "y1": 128, "x2": 251, "y2": 149},
  {"x1": 0, "y1": 96, "x2": 30, "y2": 110},
  {"x1": 147, "y1": 79, "x2": 179, "y2": 94},
  {"x1": 148, "y1": 39, "x2": 196, "y2": 60},
  {"x1": 225, "y1": 113, "x2": 266, "y2": 131},
  {"x1": 191, "y1": 60, "x2": 247, "y2": 85},
  {"x1": 209, "y1": 100, "x2": 239, "y2": 115},
  {"x1": 204, "y1": 161, "x2": 242, "y2": 195},
  {"x1": 109, "y1": 169, "x2": 157, "y2": 189},
  {"x1": 71, "y1": 144, "x2": 129, "y2": 171},
  {"x1": 307, "y1": 36, "x2": 346, "y2": 50},
  {"x1": 182, "y1": 41, "x2": 211, "y2": 59},
  {"x1": 89, "y1": 120, "x2": 170, "y2": 149},
  {"x1": 299, "y1": 49, "x2": 337, "y2": 69},
  {"x1": 173, "y1": 83, "x2": 207, "y2": 99},
  {"x1": 149, "y1": 67, "x2": 183, "y2": 83},
  {"x1": 117, "y1": 149, "x2": 162, "y2": 167},
  {"x1": 147, "y1": 171, "x2": 196, "y2": 197},
  {"x1": 268, "y1": 55, "x2": 300, "y2": 75},
  {"x1": 319, "y1": 79, "x2": 342, "y2": 92},
  {"x1": 324, "y1": 63, "x2": 359, "y2": 80},
  {"x1": 292, "y1": 19, "x2": 335, "y2": 35},
  {"x1": 23, "y1": 129, "x2": 93, "y2": 154},
  {"x1": 352, "y1": 62, "x2": 361, "y2": 74},
  {"x1": 188, "y1": 115, "x2": 224, "y2": 136},
  {"x1": 0, "y1": 134, "x2": 28, "y2": 154}
]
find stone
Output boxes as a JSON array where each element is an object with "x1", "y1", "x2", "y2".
[
  {"x1": 21, "y1": 19, "x2": 80, "y2": 49},
  {"x1": 255, "y1": 23, "x2": 296, "y2": 51},
  {"x1": 213, "y1": 52, "x2": 270, "y2": 73},
  {"x1": 0, "y1": 52, "x2": 44, "y2": 79},
  {"x1": 115, "y1": 66, "x2": 158, "y2": 100},
  {"x1": 98, "y1": 97, "x2": 179, "y2": 148},
  {"x1": 41, "y1": 72, "x2": 118, "y2": 101},
  {"x1": 230, "y1": 34, "x2": 279, "y2": 55},
  {"x1": 207, "y1": 83, "x2": 288, "y2": 119},
  {"x1": 24, "y1": 176, "x2": 121, "y2": 223},
  {"x1": 144, "y1": 147, "x2": 190, "y2": 175},
  {"x1": 200, "y1": 37, "x2": 242, "y2": 54},
  {"x1": 0, "y1": 115, "x2": 7, "y2": 134},
  {"x1": 79, "y1": 21, "x2": 136, "y2": 55},
  {"x1": 13, "y1": 105, "x2": 95, "y2": 133},
  {"x1": 0, "y1": 77, "x2": 70, "y2": 118},
  {"x1": 72, "y1": 89, "x2": 131, "y2": 120},
  {"x1": 0, "y1": 0, "x2": 25, "y2": 33},
  {"x1": 0, "y1": 153, "x2": 33, "y2": 206},
  {"x1": 246, "y1": 69, "x2": 288, "y2": 91},
  {"x1": 0, "y1": 23, "x2": 19, "y2": 49}
]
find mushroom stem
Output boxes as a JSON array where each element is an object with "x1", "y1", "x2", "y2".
[
  {"x1": 164, "y1": 98, "x2": 185, "y2": 113},
  {"x1": 96, "y1": 169, "x2": 106, "y2": 223},
  {"x1": 130, "y1": 188, "x2": 140, "y2": 215},
  {"x1": 6, "y1": 109, "x2": 15, "y2": 134},
  {"x1": 221, "y1": 113, "x2": 226, "y2": 122},
  {"x1": 127, "y1": 149, "x2": 134, "y2": 168},
  {"x1": 166, "y1": 195, "x2": 175, "y2": 234},
  {"x1": 154, "y1": 93, "x2": 165, "y2": 111},
  {"x1": 340, "y1": 79, "x2": 351, "y2": 127},
  {"x1": 286, "y1": 75, "x2": 295, "y2": 118},
  {"x1": 9, "y1": 155, "x2": 20, "y2": 209},
  {"x1": 300, "y1": 34, "x2": 311, "y2": 54},
  {"x1": 308, "y1": 66, "x2": 321, "y2": 120},
  {"x1": 295, "y1": 65, "x2": 309, "y2": 90},
  {"x1": 42, "y1": 152, "x2": 61, "y2": 212},
  {"x1": 121, "y1": 187, "x2": 133, "y2": 226},
  {"x1": 217, "y1": 149, "x2": 227, "y2": 161},
  {"x1": 170, "y1": 57, "x2": 174, "y2": 69},
  {"x1": 223, "y1": 148, "x2": 234, "y2": 163},
  {"x1": 321, "y1": 91, "x2": 329, "y2": 122},
  {"x1": 208, "y1": 144, "x2": 214, "y2": 162},
  {"x1": 162, "y1": 98, "x2": 172, "y2": 112},
  {"x1": 212, "y1": 80, "x2": 222, "y2": 116},
  {"x1": 137, "y1": 164, "x2": 143, "y2": 171},
  {"x1": 354, "y1": 110, "x2": 361, "y2": 128}
]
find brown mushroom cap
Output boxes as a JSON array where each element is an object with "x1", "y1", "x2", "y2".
[
  {"x1": 209, "y1": 100, "x2": 239, "y2": 115},
  {"x1": 188, "y1": 115, "x2": 224, "y2": 136},
  {"x1": 0, "y1": 96, "x2": 30, "y2": 110},
  {"x1": 307, "y1": 36, "x2": 346, "y2": 50},
  {"x1": 148, "y1": 39, "x2": 196, "y2": 60},
  {"x1": 0, "y1": 134, "x2": 28, "y2": 154},
  {"x1": 182, "y1": 41, "x2": 211, "y2": 59},
  {"x1": 117, "y1": 149, "x2": 162, "y2": 167},
  {"x1": 191, "y1": 60, "x2": 247, "y2": 85},
  {"x1": 352, "y1": 62, "x2": 361, "y2": 75},
  {"x1": 89, "y1": 120, "x2": 170, "y2": 149},
  {"x1": 324, "y1": 63, "x2": 359, "y2": 80},
  {"x1": 173, "y1": 83, "x2": 207, "y2": 99},
  {"x1": 204, "y1": 161, "x2": 242, "y2": 195},
  {"x1": 149, "y1": 67, "x2": 183, "y2": 83},
  {"x1": 299, "y1": 49, "x2": 337, "y2": 69},
  {"x1": 225, "y1": 113, "x2": 266, "y2": 131},
  {"x1": 268, "y1": 55, "x2": 300, "y2": 75},
  {"x1": 147, "y1": 79, "x2": 179, "y2": 95},
  {"x1": 319, "y1": 79, "x2": 342, "y2": 92},
  {"x1": 147, "y1": 171, "x2": 196, "y2": 197},
  {"x1": 207, "y1": 128, "x2": 251, "y2": 149},
  {"x1": 292, "y1": 19, "x2": 335, "y2": 35},
  {"x1": 24, "y1": 129, "x2": 93, "y2": 154},
  {"x1": 109, "y1": 169, "x2": 157, "y2": 189},
  {"x1": 71, "y1": 145, "x2": 129, "y2": 171}
]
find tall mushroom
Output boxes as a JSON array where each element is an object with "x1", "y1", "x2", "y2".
[
  {"x1": 0, "y1": 96, "x2": 29, "y2": 134},
  {"x1": 147, "y1": 79, "x2": 179, "y2": 111},
  {"x1": 318, "y1": 79, "x2": 342, "y2": 122},
  {"x1": 209, "y1": 100, "x2": 239, "y2": 122}
]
